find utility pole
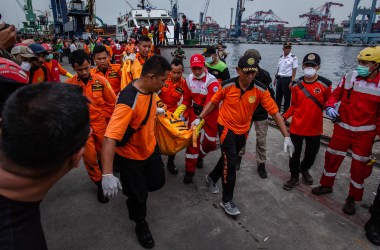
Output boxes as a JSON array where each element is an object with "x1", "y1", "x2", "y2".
[{"x1": 230, "y1": 7, "x2": 234, "y2": 39}]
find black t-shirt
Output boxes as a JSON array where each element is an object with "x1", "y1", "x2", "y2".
[{"x1": 0, "y1": 195, "x2": 47, "y2": 250}]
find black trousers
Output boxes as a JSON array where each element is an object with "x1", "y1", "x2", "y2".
[
  {"x1": 209, "y1": 124, "x2": 246, "y2": 203},
  {"x1": 289, "y1": 134, "x2": 321, "y2": 178},
  {"x1": 370, "y1": 183, "x2": 380, "y2": 218},
  {"x1": 275, "y1": 76, "x2": 292, "y2": 113},
  {"x1": 117, "y1": 146, "x2": 165, "y2": 222}
]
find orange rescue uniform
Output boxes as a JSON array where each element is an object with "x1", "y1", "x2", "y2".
[
  {"x1": 158, "y1": 74, "x2": 185, "y2": 112},
  {"x1": 29, "y1": 67, "x2": 47, "y2": 84},
  {"x1": 105, "y1": 82, "x2": 157, "y2": 160},
  {"x1": 91, "y1": 63, "x2": 122, "y2": 95},
  {"x1": 66, "y1": 73, "x2": 116, "y2": 182}
]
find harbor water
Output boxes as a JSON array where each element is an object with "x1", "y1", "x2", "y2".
[{"x1": 224, "y1": 43, "x2": 364, "y2": 87}]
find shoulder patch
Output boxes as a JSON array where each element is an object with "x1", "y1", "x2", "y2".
[
  {"x1": 213, "y1": 86, "x2": 219, "y2": 92},
  {"x1": 117, "y1": 82, "x2": 139, "y2": 108},
  {"x1": 221, "y1": 77, "x2": 238, "y2": 87}
]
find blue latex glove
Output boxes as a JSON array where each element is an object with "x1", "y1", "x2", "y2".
[{"x1": 326, "y1": 107, "x2": 339, "y2": 119}]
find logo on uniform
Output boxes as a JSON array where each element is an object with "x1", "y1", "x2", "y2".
[
  {"x1": 248, "y1": 96, "x2": 256, "y2": 103},
  {"x1": 213, "y1": 86, "x2": 218, "y2": 92},
  {"x1": 314, "y1": 88, "x2": 321, "y2": 94},
  {"x1": 92, "y1": 82, "x2": 104, "y2": 92},
  {"x1": 308, "y1": 54, "x2": 316, "y2": 60}
]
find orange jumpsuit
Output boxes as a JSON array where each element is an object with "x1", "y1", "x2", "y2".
[
  {"x1": 158, "y1": 74, "x2": 185, "y2": 112},
  {"x1": 91, "y1": 63, "x2": 122, "y2": 96},
  {"x1": 66, "y1": 73, "x2": 116, "y2": 182},
  {"x1": 158, "y1": 21, "x2": 165, "y2": 44}
]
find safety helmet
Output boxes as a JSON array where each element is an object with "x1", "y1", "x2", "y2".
[
  {"x1": 41, "y1": 43, "x2": 53, "y2": 52},
  {"x1": 357, "y1": 46, "x2": 380, "y2": 63},
  {"x1": 28, "y1": 43, "x2": 46, "y2": 54},
  {"x1": 0, "y1": 58, "x2": 29, "y2": 84}
]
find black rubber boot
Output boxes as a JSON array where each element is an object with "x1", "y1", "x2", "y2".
[
  {"x1": 183, "y1": 171, "x2": 194, "y2": 184},
  {"x1": 167, "y1": 155, "x2": 178, "y2": 175},
  {"x1": 196, "y1": 156, "x2": 203, "y2": 169},
  {"x1": 135, "y1": 220, "x2": 155, "y2": 249},
  {"x1": 257, "y1": 163, "x2": 267, "y2": 178},
  {"x1": 95, "y1": 181, "x2": 109, "y2": 204}
]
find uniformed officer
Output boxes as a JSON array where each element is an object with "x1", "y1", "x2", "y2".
[{"x1": 275, "y1": 42, "x2": 298, "y2": 113}]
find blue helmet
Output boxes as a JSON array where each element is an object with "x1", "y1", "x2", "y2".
[{"x1": 28, "y1": 43, "x2": 46, "y2": 54}]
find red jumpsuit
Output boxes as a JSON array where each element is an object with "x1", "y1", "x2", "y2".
[
  {"x1": 66, "y1": 74, "x2": 116, "y2": 182},
  {"x1": 182, "y1": 72, "x2": 219, "y2": 173},
  {"x1": 320, "y1": 71, "x2": 380, "y2": 201}
]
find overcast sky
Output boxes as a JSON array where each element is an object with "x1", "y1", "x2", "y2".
[{"x1": 1, "y1": 0, "x2": 376, "y2": 29}]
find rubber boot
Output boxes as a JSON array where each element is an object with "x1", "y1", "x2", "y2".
[{"x1": 95, "y1": 181, "x2": 109, "y2": 204}]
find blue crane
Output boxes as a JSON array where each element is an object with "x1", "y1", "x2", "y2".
[{"x1": 232, "y1": 0, "x2": 253, "y2": 37}]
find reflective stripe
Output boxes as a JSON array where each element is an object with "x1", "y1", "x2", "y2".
[
  {"x1": 350, "y1": 179, "x2": 364, "y2": 189},
  {"x1": 338, "y1": 122, "x2": 376, "y2": 132},
  {"x1": 351, "y1": 152, "x2": 370, "y2": 162},
  {"x1": 326, "y1": 147, "x2": 347, "y2": 157},
  {"x1": 185, "y1": 154, "x2": 199, "y2": 159},
  {"x1": 204, "y1": 133, "x2": 217, "y2": 142},
  {"x1": 354, "y1": 85, "x2": 380, "y2": 97},
  {"x1": 323, "y1": 170, "x2": 337, "y2": 177},
  {"x1": 199, "y1": 145, "x2": 206, "y2": 155}
]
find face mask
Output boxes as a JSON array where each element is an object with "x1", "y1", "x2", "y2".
[
  {"x1": 45, "y1": 54, "x2": 53, "y2": 61},
  {"x1": 356, "y1": 64, "x2": 372, "y2": 77},
  {"x1": 303, "y1": 67, "x2": 317, "y2": 78},
  {"x1": 20, "y1": 61, "x2": 32, "y2": 72},
  {"x1": 194, "y1": 72, "x2": 206, "y2": 79},
  {"x1": 205, "y1": 57, "x2": 213, "y2": 64}
]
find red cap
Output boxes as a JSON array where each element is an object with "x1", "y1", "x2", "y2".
[
  {"x1": 41, "y1": 43, "x2": 52, "y2": 51},
  {"x1": 0, "y1": 58, "x2": 29, "y2": 84},
  {"x1": 190, "y1": 54, "x2": 205, "y2": 68}
]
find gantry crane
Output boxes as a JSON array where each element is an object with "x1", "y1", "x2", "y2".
[
  {"x1": 199, "y1": 0, "x2": 211, "y2": 27},
  {"x1": 299, "y1": 2, "x2": 343, "y2": 40},
  {"x1": 15, "y1": 0, "x2": 38, "y2": 31},
  {"x1": 247, "y1": 9, "x2": 288, "y2": 27},
  {"x1": 232, "y1": 0, "x2": 254, "y2": 37}
]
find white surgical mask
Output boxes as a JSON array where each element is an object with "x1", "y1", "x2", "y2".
[
  {"x1": 194, "y1": 72, "x2": 206, "y2": 79},
  {"x1": 205, "y1": 57, "x2": 213, "y2": 64},
  {"x1": 303, "y1": 67, "x2": 317, "y2": 78},
  {"x1": 20, "y1": 61, "x2": 32, "y2": 72}
]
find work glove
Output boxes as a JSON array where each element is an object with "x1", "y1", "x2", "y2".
[
  {"x1": 173, "y1": 104, "x2": 187, "y2": 118},
  {"x1": 65, "y1": 72, "x2": 73, "y2": 78},
  {"x1": 191, "y1": 117, "x2": 201, "y2": 127},
  {"x1": 325, "y1": 107, "x2": 339, "y2": 119},
  {"x1": 195, "y1": 118, "x2": 205, "y2": 135},
  {"x1": 156, "y1": 107, "x2": 166, "y2": 115},
  {"x1": 102, "y1": 174, "x2": 122, "y2": 198},
  {"x1": 284, "y1": 137, "x2": 295, "y2": 158}
]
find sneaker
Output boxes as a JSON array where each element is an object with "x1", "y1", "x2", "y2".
[
  {"x1": 283, "y1": 177, "x2": 299, "y2": 190},
  {"x1": 235, "y1": 156, "x2": 242, "y2": 170},
  {"x1": 257, "y1": 163, "x2": 267, "y2": 178},
  {"x1": 311, "y1": 185, "x2": 333, "y2": 195},
  {"x1": 206, "y1": 175, "x2": 219, "y2": 194},
  {"x1": 220, "y1": 201, "x2": 241, "y2": 216},
  {"x1": 301, "y1": 170, "x2": 313, "y2": 185},
  {"x1": 167, "y1": 161, "x2": 178, "y2": 175},
  {"x1": 342, "y1": 196, "x2": 356, "y2": 215},
  {"x1": 196, "y1": 156, "x2": 203, "y2": 169},
  {"x1": 135, "y1": 220, "x2": 155, "y2": 249},
  {"x1": 183, "y1": 171, "x2": 194, "y2": 184}
]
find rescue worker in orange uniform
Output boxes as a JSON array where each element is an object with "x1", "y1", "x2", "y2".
[
  {"x1": 28, "y1": 43, "x2": 48, "y2": 84},
  {"x1": 121, "y1": 39, "x2": 137, "y2": 64},
  {"x1": 66, "y1": 49, "x2": 116, "y2": 203},
  {"x1": 100, "y1": 56, "x2": 171, "y2": 249},
  {"x1": 158, "y1": 20, "x2": 165, "y2": 45},
  {"x1": 197, "y1": 54, "x2": 293, "y2": 216},
  {"x1": 91, "y1": 45, "x2": 122, "y2": 96},
  {"x1": 173, "y1": 54, "x2": 220, "y2": 184},
  {"x1": 312, "y1": 46, "x2": 380, "y2": 215},
  {"x1": 282, "y1": 53, "x2": 332, "y2": 190},
  {"x1": 41, "y1": 43, "x2": 73, "y2": 82},
  {"x1": 158, "y1": 59, "x2": 185, "y2": 175},
  {"x1": 121, "y1": 36, "x2": 152, "y2": 89}
]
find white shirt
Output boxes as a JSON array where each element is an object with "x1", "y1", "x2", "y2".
[
  {"x1": 70, "y1": 43, "x2": 77, "y2": 53},
  {"x1": 277, "y1": 52, "x2": 298, "y2": 77}
]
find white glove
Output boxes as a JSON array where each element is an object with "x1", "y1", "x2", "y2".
[
  {"x1": 102, "y1": 174, "x2": 122, "y2": 198},
  {"x1": 191, "y1": 118, "x2": 201, "y2": 127},
  {"x1": 325, "y1": 107, "x2": 339, "y2": 119},
  {"x1": 284, "y1": 137, "x2": 295, "y2": 158},
  {"x1": 156, "y1": 108, "x2": 165, "y2": 115}
]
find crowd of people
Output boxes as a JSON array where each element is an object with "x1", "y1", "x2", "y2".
[{"x1": 1, "y1": 20, "x2": 380, "y2": 249}]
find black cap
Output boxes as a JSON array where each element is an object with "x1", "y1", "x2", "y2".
[
  {"x1": 202, "y1": 46, "x2": 216, "y2": 57},
  {"x1": 303, "y1": 53, "x2": 321, "y2": 66},
  {"x1": 283, "y1": 42, "x2": 292, "y2": 48},
  {"x1": 238, "y1": 54, "x2": 259, "y2": 72}
]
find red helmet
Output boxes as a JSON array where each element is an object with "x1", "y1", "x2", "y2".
[
  {"x1": 0, "y1": 58, "x2": 29, "y2": 84},
  {"x1": 41, "y1": 43, "x2": 52, "y2": 52}
]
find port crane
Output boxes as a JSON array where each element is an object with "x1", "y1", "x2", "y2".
[
  {"x1": 232, "y1": 0, "x2": 254, "y2": 37},
  {"x1": 299, "y1": 2, "x2": 343, "y2": 40},
  {"x1": 199, "y1": 0, "x2": 211, "y2": 27},
  {"x1": 247, "y1": 9, "x2": 288, "y2": 27}
]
